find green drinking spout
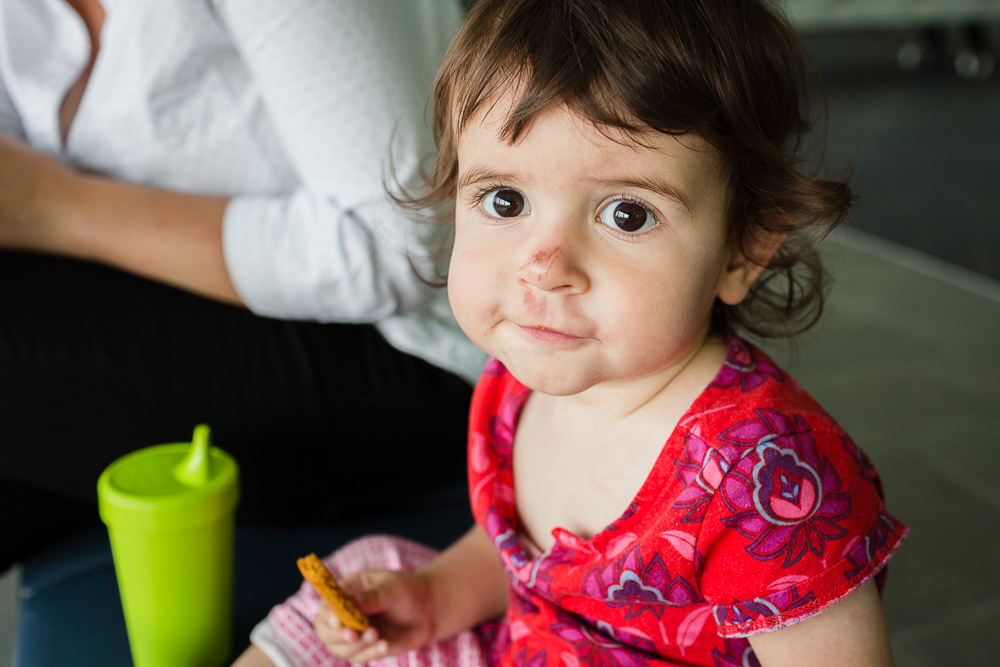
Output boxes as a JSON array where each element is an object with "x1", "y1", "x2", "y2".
[{"x1": 175, "y1": 424, "x2": 213, "y2": 486}]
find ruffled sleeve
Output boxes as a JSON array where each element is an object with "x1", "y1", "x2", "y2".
[{"x1": 695, "y1": 412, "x2": 908, "y2": 638}]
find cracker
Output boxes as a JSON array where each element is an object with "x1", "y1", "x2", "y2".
[{"x1": 297, "y1": 553, "x2": 370, "y2": 631}]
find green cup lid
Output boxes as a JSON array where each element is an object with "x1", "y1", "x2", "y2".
[{"x1": 98, "y1": 425, "x2": 240, "y2": 533}]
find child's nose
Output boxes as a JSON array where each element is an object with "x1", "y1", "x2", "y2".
[{"x1": 517, "y1": 242, "x2": 589, "y2": 294}]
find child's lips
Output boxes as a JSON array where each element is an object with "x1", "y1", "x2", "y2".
[{"x1": 517, "y1": 323, "x2": 586, "y2": 342}]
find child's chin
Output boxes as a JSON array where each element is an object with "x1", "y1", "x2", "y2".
[{"x1": 505, "y1": 362, "x2": 598, "y2": 396}]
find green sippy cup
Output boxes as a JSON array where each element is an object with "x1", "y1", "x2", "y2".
[{"x1": 98, "y1": 425, "x2": 240, "y2": 667}]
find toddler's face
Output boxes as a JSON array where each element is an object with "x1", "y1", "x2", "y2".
[{"x1": 449, "y1": 102, "x2": 751, "y2": 396}]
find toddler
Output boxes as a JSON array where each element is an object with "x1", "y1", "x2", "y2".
[{"x1": 235, "y1": 1, "x2": 907, "y2": 665}]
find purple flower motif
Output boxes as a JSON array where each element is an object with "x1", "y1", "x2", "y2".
[
  {"x1": 713, "y1": 584, "x2": 816, "y2": 632},
  {"x1": 581, "y1": 545, "x2": 700, "y2": 619},
  {"x1": 710, "y1": 337, "x2": 784, "y2": 393},
  {"x1": 605, "y1": 501, "x2": 639, "y2": 532},
  {"x1": 514, "y1": 648, "x2": 547, "y2": 667},
  {"x1": 719, "y1": 410, "x2": 851, "y2": 567},
  {"x1": 841, "y1": 435, "x2": 882, "y2": 491},
  {"x1": 490, "y1": 388, "x2": 530, "y2": 464},
  {"x1": 842, "y1": 511, "x2": 903, "y2": 580},
  {"x1": 672, "y1": 431, "x2": 749, "y2": 524},
  {"x1": 527, "y1": 540, "x2": 575, "y2": 598},
  {"x1": 717, "y1": 409, "x2": 819, "y2": 462},
  {"x1": 711, "y1": 637, "x2": 762, "y2": 667},
  {"x1": 490, "y1": 619, "x2": 510, "y2": 662},
  {"x1": 550, "y1": 611, "x2": 654, "y2": 667},
  {"x1": 483, "y1": 358, "x2": 508, "y2": 377},
  {"x1": 484, "y1": 507, "x2": 533, "y2": 576}
]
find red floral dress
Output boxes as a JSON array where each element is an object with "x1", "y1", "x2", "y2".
[{"x1": 469, "y1": 336, "x2": 908, "y2": 667}]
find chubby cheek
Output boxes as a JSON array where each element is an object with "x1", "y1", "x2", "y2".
[
  {"x1": 603, "y1": 262, "x2": 718, "y2": 371},
  {"x1": 447, "y1": 243, "x2": 500, "y2": 346}
]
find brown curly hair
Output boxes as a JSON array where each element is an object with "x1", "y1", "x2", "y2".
[{"x1": 401, "y1": 0, "x2": 855, "y2": 339}]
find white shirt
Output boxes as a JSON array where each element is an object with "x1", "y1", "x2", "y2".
[{"x1": 0, "y1": 0, "x2": 487, "y2": 383}]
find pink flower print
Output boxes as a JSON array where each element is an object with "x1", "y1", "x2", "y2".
[
  {"x1": 719, "y1": 411, "x2": 851, "y2": 567},
  {"x1": 471, "y1": 432, "x2": 491, "y2": 473},
  {"x1": 711, "y1": 637, "x2": 761, "y2": 667},
  {"x1": 549, "y1": 611, "x2": 654, "y2": 667},
  {"x1": 484, "y1": 507, "x2": 511, "y2": 543},
  {"x1": 604, "y1": 533, "x2": 639, "y2": 560},
  {"x1": 710, "y1": 337, "x2": 783, "y2": 393},
  {"x1": 671, "y1": 431, "x2": 746, "y2": 524},
  {"x1": 675, "y1": 605, "x2": 712, "y2": 656},
  {"x1": 752, "y1": 445, "x2": 822, "y2": 524},
  {"x1": 659, "y1": 531, "x2": 697, "y2": 562},
  {"x1": 581, "y1": 546, "x2": 700, "y2": 619}
]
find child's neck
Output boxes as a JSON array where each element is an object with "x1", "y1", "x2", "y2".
[
  {"x1": 512, "y1": 330, "x2": 729, "y2": 550},
  {"x1": 554, "y1": 332, "x2": 723, "y2": 420}
]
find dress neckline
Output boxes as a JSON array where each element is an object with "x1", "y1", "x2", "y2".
[{"x1": 498, "y1": 333, "x2": 744, "y2": 563}]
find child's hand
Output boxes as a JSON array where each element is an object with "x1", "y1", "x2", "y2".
[{"x1": 314, "y1": 569, "x2": 435, "y2": 663}]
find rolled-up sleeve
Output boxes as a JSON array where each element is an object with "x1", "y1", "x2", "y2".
[
  {"x1": 215, "y1": 0, "x2": 461, "y2": 320},
  {"x1": 223, "y1": 191, "x2": 402, "y2": 321}
]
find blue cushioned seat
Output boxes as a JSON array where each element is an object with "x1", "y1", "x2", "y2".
[{"x1": 15, "y1": 484, "x2": 472, "y2": 667}]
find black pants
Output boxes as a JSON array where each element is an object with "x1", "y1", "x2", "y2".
[{"x1": 0, "y1": 251, "x2": 473, "y2": 572}]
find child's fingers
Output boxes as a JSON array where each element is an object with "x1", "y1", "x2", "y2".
[
  {"x1": 338, "y1": 629, "x2": 383, "y2": 663},
  {"x1": 314, "y1": 603, "x2": 378, "y2": 659},
  {"x1": 346, "y1": 637, "x2": 390, "y2": 663}
]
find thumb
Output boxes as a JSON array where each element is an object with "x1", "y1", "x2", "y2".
[{"x1": 340, "y1": 570, "x2": 404, "y2": 616}]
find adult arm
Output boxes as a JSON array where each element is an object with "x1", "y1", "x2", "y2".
[
  {"x1": 0, "y1": 0, "x2": 461, "y2": 317},
  {"x1": 213, "y1": 0, "x2": 462, "y2": 321},
  {"x1": 748, "y1": 578, "x2": 893, "y2": 667},
  {"x1": 0, "y1": 135, "x2": 240, "y2": 303}
]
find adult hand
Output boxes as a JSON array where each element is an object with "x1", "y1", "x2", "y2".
[
  {"x1": 0, "y1": 133, "x2": 240, "y2": 304},
  {"x1": 0, "y1": 135, "x2": 77, "y2": 252},
  {"x1": 314, "y1": 569, "x2": 436, "y2": 662}
]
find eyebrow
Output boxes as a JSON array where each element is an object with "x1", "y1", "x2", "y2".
[
  {"x1": 457, "y1": 166, "x2": 517, "y2": 191},
  {"x1": 599, "y1": 176, "x2": 694, "y2": 215},
  {"x1": 457, "y1": 167, "x2": 694, "y2": 215}
]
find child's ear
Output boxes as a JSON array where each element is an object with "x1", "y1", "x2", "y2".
[{"x1": 717, "y1": 228, "x2": 789, "y2": 306}]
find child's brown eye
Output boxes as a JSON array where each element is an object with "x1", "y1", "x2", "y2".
[
  {"x1": 598, "y1": 200, "x2": 656, "y2": 233},
  {"x1": 483, "y1": 189, "x2": 530, "y2": 218}
]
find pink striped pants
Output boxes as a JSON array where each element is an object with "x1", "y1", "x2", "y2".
[{"x1": 251, "y1": 535, "x2": 493, "y2": 667}]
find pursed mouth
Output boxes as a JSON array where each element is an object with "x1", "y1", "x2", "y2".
[{"x1": 516, "y1": 323, "x2": 587, "y2": 343}]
